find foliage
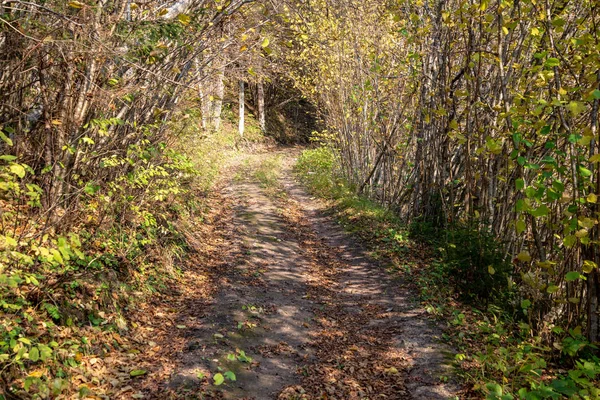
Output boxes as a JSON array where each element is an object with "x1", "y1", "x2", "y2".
[
  {"x1": 443, "y1": 225, "x2": 515, "y2": 306},
  {"x1": 0, "y1": 123, "x2": 202, "y2": 396},
  {"x1": 295, "y1": 145, "x2": 600, "y2": 398},
  {"x1": 282, "y1": 0, "x2": 600, "y2": 352}
]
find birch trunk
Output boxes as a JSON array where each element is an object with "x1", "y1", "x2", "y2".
[
  {"x1": 239, "y1": 80, "x2": 245, "y2": 138},
  {"x1": 257, "y1": 80, "x2": 266, "y2": 132}
]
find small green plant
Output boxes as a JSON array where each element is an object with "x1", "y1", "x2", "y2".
[{"x1": 213, "y1": 371, "x2": 237, "y2": 386}]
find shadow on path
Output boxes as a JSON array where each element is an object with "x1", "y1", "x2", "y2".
[{"x1": 138, "y1": 149, "x2": 460, "y2": 399}]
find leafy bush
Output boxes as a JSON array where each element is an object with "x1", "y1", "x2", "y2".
[
  {"x1": 0, "y1": 117, "x2": 204, "y2": 396},
  {"x1": 408, "y1": 217, "x2": 443, "y2": 244},
  {"x1": 443, "y1": 226, "x2": 514, "y2": 307}
]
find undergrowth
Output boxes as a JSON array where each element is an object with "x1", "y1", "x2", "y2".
[
  {"x1": 294, "y1": 145, "x2": 600, "y2": 400},
  {"x1": 0, "y1": 110, "x2": 263, "y2": 398}
]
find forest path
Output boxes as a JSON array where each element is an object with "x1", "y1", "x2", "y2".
[{"x1": 142, "y1": 148, "x2": 459, "y2": 399}]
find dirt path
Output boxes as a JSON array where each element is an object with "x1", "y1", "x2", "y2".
[{"x1": 142, "y1": 149, "x2": 459, "y2": 399}]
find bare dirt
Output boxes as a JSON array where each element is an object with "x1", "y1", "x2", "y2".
[{"x1": 138, "y1": 148, "x2": 460, "y2": 400}]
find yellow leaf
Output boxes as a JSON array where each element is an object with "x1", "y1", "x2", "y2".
[
  {"x1": 575, "y1": 229, "x2": 588, "y2": 238},
  {"x1": 579, "y1": 217, "x2": 596, "y2": 229},
  {"x1": 28, "y1": 370, "x2": 44, "y2": 378},
  {"x1": 51, "y1": 119, "x2": 62, "y2": 125},
  {"x1": 567, "y1": 101, "x2": 586, "y2": 116},
  {"x1": 384, "y1": 367, "x2": 399, "y2": 374},
  {"x1": 587, "y1": 193, "x2": 597, "y2": 203},
  {"x1": 517, "y1": 251, "x2": 532, "y2": 262},
  {"x1": 52, "y1": 249, "x2": 64, "y2": 265},
  {"x1": 488, "y1": 265, "x2": 495, "y2": 275},
  {"x1": 261, "y1": 38, "x2": 270, "y2": 48},
  {"x1": 2, "y1": 235, "x2": 17, "y2": 248},
  {"x1": 68, "y1": 1, "x2": 84, "y2": 9},
  {"x1": 583, "y1": 260, "x2": 597, "y2": 273},
  {"x1": 178, "y1": 14, "x2": 191, "y2": 25}
]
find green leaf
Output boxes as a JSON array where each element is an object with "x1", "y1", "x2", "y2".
[
  {"x1": 564, "y1": 235, "x2": 577, "y2": 248},
  {"x1": 0, "y1": 155, "x2": 17, "y2": 161},
  {"x1": 19, "y1": 337, "x2": 32, "y2": 345},
  {"x1": 578, "y1": 166, "x2": 592, "y2": 177},
  {"x1": 517, "y1": 251, "x2": 532, "y2": 262},
  {"x1": 261, "y1": 38, "x2": 270, "y2": 48},
  {"x1": 583, "y1": 260, "x2": 597, "y2": 273},
  {"x1": 3, "y1": 235, "x2": 17, "y2": 247},
  {"x1": 516, "y1": 219, "x2": 526, "y2": 234},
  {"x1": 29, "y1": 346, "x2": 39, "y2": 362},
  {"x1": 213, "y1": 373, "x2": 225, "y2": 385},
  {"x1": 486, "y1": 382, "x2": 503, "y2": 396},
  {"x1": 0, "y1": 131, "x2": 13, "y2": 146},
  {"x1": 515, "y1": 178, "x2": 525, "y2": 190},
  {"x1": 545, "y1": 58, "x2": 560, "y2": 67},
  {"x1": 38, "y1": 345, "x2": 52, "y2": 361},
  {"x1": 547, "y1": 284, "x2": 559, "y2": 294},
  {"x1": 516, "y1": 199, "x2": 527, "y2": 212},
  {"x1": 521, "y1": 299, "x2": 531, "y2": 309},
  {"x1": 530, "y1": 205, "x2": 549, "y2": 217},
  {"x1": 552, "y1": 180, "x2": 565, "y2": 192},
  {"x1": 130, "y1": 369, "x2": 147, "y2": 377},
  {"x1": 52, "y1": 249, "x2": 64, "y2": 265},
  {"x1": 224, "y1": 371, "x2": 236, "y2": 381},
  {"x1": 565, "y1": 271, "x2": 582, "y2": 282}
]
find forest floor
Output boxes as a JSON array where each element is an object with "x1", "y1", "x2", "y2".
[{"x1": 131, "y1": 147, "x2": 461, "y2": 400}]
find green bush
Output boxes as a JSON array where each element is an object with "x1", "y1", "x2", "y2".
[
  {"x1": 443, "y1": 226, "x2": 514, "y2": 307},
  {"x1": 408, "y1": 217, "x2": 443, "y2": 244}
]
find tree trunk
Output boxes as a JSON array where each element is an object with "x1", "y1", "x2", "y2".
[
  {"x1": 239, "y1": 80, "x2": 245, "y2": 138},
  {"x1": 257, "y1": 80, "x2": 266, "y2": 132},
  {"x1": 212, "y1": 60, "x2": 225, "y2": 131}
]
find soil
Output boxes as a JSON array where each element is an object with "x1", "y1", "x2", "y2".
[{"x1": 136, "y1": 148, "x2": 461, "y2": 400}]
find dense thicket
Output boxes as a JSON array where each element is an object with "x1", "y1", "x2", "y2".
[
  {"x1": 0, "y1": 0, "x2": 272, "y2": 396},
  {"x1": 283, "y1": 0, "x2": 600, "y2": 346}
]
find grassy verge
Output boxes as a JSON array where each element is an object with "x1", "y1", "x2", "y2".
[
  {"x1": 234, "y1": 152, "x2": 285, "y2": 199},
  {"x1": 294, "y1": 146, "x2": 600, "y2": 400}
]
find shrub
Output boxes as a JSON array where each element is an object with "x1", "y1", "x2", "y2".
[{"x1": 443, "y1": 225, "x2": 514, "y2": 307}]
